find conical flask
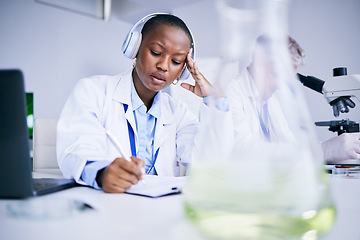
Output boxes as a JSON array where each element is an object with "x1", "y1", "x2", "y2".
[{"x1": 184, "y1": 0, "x2": 335, "y2": 239}]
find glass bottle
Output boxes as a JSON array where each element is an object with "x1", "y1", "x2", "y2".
[{"x1": 184, "y1": 0, "x2": 335, "y2": 239}]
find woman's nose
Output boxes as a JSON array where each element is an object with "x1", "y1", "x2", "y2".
[{"x1": 156, "y1": 57, "x2": 169, "y2": 72}]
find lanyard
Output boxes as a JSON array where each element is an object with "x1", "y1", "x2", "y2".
[
  {"x1": 256, "y1": 102, "x2": 270, "y2": 141},
  {"x1": 147, "y1": 148, "x2": 159, "y2": 175},
  {"x1": 123, "y1": 104, "x2": 159, "y2": 174}
]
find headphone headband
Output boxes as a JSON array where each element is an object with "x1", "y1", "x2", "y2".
[{"x1": 121, "y1": 13, "x2": 195, "y2": 81}]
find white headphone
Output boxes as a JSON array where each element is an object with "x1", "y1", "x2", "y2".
[{"x1": 121, "y1": 13, "x2": 195, "y2": 81}]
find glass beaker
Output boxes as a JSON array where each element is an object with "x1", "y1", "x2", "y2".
[{"x1": 184, "y1": 0, "x2": 335, "y2": 239}]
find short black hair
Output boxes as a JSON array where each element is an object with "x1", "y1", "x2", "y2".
[{"x1": 141, "y1": 14, "x2": 193, "y2": 48}]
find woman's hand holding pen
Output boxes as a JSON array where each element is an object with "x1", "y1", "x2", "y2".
[
  {"x1": 97, "y1": 157, "x2": 145, "y2": 193},
  {"x1": 181, "y1": 49, "x2": 213, "y2": 97}
]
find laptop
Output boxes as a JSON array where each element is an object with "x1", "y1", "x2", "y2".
[{"x1": 0, "y1": 69, "x2": 76, "y2": 198}]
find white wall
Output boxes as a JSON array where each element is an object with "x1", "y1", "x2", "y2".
[
  {"x1": 0, "y1": 0, "x2": 133, "y2": 118},
  {"x1": 1, "y1": 0, "x2": 359, "y2": 141}
]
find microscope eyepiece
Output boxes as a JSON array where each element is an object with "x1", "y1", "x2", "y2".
[{"x1": 297, "y1": 73, "x2": 325, "y2": 94}]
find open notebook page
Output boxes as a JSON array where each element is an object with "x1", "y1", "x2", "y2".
[{"x1": 125, "y1": 175, "x2": 188, "y2": 198}]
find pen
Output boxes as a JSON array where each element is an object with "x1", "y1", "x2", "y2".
[
  {"x1": 105, "y1": 130, "x2": 146, "y2": 179},
  {"x1": 105, "y1": 130, "x2": 132, "y2": 161}
]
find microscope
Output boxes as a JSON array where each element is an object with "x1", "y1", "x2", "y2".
[{"x1": 297, "y1": 67, "x2": 360, "y2": 135}]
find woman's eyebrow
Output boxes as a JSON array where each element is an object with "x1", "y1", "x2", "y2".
[
  {"x1": 174, "y1": 52, "x2": 186, "y2": 57},
  {"x1": 150, "y1": 42, "x2": 186, "y2": 56},
  {"x1": 150, "y1": 42, "x2": 165, "y2": 49}
]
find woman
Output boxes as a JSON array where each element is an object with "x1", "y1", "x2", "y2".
[{"x1": 56, "y1": 14, "x2": 213, "y2": 193}]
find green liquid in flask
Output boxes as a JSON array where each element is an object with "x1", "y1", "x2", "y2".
[{"x1": 184, "y1": 163, "x2": 335, "y2": 240}]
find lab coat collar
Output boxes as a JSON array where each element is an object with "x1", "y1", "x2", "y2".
[
  {"x1": 130, "y1": 80, "x2": 161, "y2": 119},
  {"x1": 149, "y1": 93, "x2": 161, "y2": 119},
  {"x1": 113, "y1": 69, "x2": 163, "y2": 119},
  {"x1": 112, "y1": 69, "x2": 133, "y2": 106},
  {"x1": 131, "y1": 80, "x2": 143, "y2": 112},
  {"x1": 112, "y1": 68, "x2": 174, "y2": 129},
  {"x1": 243, "y1": 68, "x2": 265, "y2": 107},
  {"x1": 243, "y1": 68, "x2": 260, "y2": 99}
]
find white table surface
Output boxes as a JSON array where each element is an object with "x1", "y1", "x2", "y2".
[{"x1": 1, "y1": 175, "x2": 360, "y2": 240}]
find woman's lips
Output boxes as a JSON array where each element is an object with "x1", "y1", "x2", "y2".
[{"x1": 150, "y1": 73, "x2": 166, "y2": 84}]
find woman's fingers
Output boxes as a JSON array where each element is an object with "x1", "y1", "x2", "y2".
[
  {"x1": 101, "y1": 157, "x2": 144, "y2": 193},
  {"x1": 180, "y1": 82, "x2": 195, "y2": 92},
  {"x1": 186, "y1": 49, "x2": 195, "y2": 72},
  {"x1": 182, "y1": 48, "x2": 213, "y2": 97},
  {"x1": 130, "y1": 156, "x2": 146, "y2": 177},
  {"x1": 119, "y1": 157, "x2": 144, "y2": 179}
]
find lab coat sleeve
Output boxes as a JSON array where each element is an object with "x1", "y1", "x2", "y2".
[
  {"x1": 192, "y1": 98, "x2": 234, "y2": 163},
  {"x1": 57, "y1": 76, "x2": 113, "y2": 184}
]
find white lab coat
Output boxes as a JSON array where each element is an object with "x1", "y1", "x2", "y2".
[
  {"x1": 57, "y1": 69, "x2": 199, "y2": 184},
  {"x1": 228, "y1": 68, "x2": 295, "y2": 144}
]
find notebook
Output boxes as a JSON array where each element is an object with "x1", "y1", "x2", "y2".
[
  {"x1": 125, "y1": 175, "x2": 188, "y2": 198},
  {"x1": 0, "y1": 69, "x2": 76, "y2": 198}
]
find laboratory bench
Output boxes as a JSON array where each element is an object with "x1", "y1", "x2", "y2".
[{"x1": 0, "y1": 173, "x2": 360, "y2": 240}]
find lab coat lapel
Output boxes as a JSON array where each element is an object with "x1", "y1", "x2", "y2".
[
  {"x1": 154, "y1": 93, "x2": 175, "y2": 155},
  {"x1": 112, "y1": 69, "x2": 138, "y2": 149}
]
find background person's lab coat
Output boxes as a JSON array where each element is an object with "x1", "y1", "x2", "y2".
[
  {"x1": 56, "y1": 70, "x2": 199, "y2": 185},
  {"x1": 228, "y1": 68, "x2": 295, "y2": 144}
]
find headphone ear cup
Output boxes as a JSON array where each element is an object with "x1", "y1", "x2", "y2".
[
  {"x1": 179, "y1": 68, "x2": 190, "y2": 81},
  {"x1": 123, "y1": 31, "x2": 142, "y2": 59}
]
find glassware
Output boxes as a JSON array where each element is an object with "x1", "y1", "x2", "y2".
[{"x1": 184, "y1": 0, "x2": 335, "y2": 239}]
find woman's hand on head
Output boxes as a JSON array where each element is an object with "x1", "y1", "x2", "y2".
[
  {"x1": 180, "y1": 49, "x2": 212, "y2": 97},
  {"x1": 97, "y1": 156, "x2": 145, "y2": 193}
]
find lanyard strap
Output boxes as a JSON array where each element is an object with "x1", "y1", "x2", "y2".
[
  {"x1": 124, "y1": 104, "x2": 137, "y2": 156},
  {"x1": 123, "y1": 104, "x2": 159, "y2": 174},
  {"x1": 147, "y1": 148, "x2": 159, "y2": 174},
  {"x1": 256, "y1": 102, "x2": 270, "y2": 141}
]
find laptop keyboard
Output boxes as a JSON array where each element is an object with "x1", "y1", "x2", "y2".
[
  {"x1": 33, "y1": 178, "x2": 60, "y2": 191},
  {"x1": 33, "y1": 178, "x2": 75, "y2": 192}
]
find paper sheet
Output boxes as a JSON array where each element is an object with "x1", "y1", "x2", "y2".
[{"x1": 125, "y1": 175, "x2": 188, "y2": 198}]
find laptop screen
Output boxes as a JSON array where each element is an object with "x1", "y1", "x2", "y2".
[
  {"x1": 26, "y1": 92, "x2": 34, "y2": 139},
  {"x1": 0, "y1": 69, "x2": 34, "y2": 198}
]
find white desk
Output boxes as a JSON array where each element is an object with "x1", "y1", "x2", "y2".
[{"x1": 1, "y1": 176, "x2": 360, "y2": 240}]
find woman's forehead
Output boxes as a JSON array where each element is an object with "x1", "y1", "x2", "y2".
[{"x1": 143, "y1": 24, "x2": 191, "y2": 49}]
